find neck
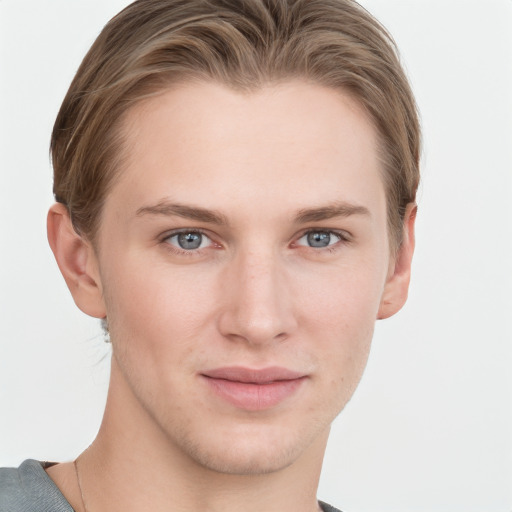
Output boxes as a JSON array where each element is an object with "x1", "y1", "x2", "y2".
[{"x1": 77, "y1": 358, "x2": 328, "y2": 512}]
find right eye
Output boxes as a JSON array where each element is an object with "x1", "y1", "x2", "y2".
[{"x1": 164, "y1": 231, "x2": 213, "y2": 251}]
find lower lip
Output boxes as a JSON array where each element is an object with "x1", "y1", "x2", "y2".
[{"x1": 202, "y1": 376, "x2": 306, "y2": 411}]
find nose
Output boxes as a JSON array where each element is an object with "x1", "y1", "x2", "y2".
[{"x1": 217, "y1": 248, "x2": 298, "y2": 346}]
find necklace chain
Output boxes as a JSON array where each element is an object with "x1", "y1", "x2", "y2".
[{"x1": 74, "y1": 457, "x2": 89, "y2": 512}]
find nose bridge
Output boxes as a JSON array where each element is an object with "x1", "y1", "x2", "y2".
[{"x1": 219, "y1": 245, "x2": 296, "y2": 344}]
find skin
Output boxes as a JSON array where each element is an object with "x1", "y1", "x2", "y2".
[{"x1": 46, "y1": 81, "x2": 416, "y2": 512}]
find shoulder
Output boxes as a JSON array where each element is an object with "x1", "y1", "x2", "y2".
[
  {"x1": 319, "y1": 500, "x2": 343, "y2": 512},
  {"x1": 0, "y1": 459, "x2": 73, "y2": 512}
]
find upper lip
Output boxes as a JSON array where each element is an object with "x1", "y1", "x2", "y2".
[{"x1": 201, "y1": 366, "x2": 306, "y2": 384}]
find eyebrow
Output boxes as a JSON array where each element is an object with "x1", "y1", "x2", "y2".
[
  {"x1": 136, "y1": 199, "x2": 370, "y2": 226},
  {"x1": 136, "y1": 200, "x2": 229, "y2": 225},
  {"x1": 294, "y1": 201, "x2": 370, "y2": 223}
]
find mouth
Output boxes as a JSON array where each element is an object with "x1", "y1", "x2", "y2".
[{"x1": 200, "y1": 366, "x2": 307, "y2": 411}]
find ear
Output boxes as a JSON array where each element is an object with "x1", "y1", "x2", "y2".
[
  {"x1": 377, "y1": 203, "x2": 417, "y2": 320},
  {"x1": 47, "y1": 203, "x2": 106, "y2": 318}
]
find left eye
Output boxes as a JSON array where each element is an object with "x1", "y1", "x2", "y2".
[
  {"x1": 165, "y1": 231, "x2": 212, "y2": 251},
  {"x1": 296, "y1": 231, "x2": 342, "y2": 248}
]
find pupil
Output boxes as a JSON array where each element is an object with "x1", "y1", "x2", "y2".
[
  {"x1": 178, "y1": 232, "x2": 202, "y2": 250},
  {"x1": 307, "y1": 232, "x2": 330, "y2": 247}
]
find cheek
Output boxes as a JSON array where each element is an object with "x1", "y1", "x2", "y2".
[
  {"x1": 298, "y1": 260, "x2": 384, "y2": 389},
  {"x1": 102, "y1": 257, "x2": 219, "y2": 360},
  {"x1": 101, "y1": 262, "x2": 221, "y2": 415},
  {"x1": 299, "y1": 257, "x2": 386, "y2": 332}
]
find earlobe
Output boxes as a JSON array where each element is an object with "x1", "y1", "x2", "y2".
[
  {"x1": 377, "y1": 203, "x2": 417, "y2": 320},
  {"x1": 47, "y1": 203, "x2": 106, "y2": 319}
]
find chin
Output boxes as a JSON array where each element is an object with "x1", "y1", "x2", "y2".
[
  {"x1": 183, "y1": 439, "x2": 299, "y2": 476},
  {"x1": 169, "y1": 419, "x2": 329, "y2": 476}
]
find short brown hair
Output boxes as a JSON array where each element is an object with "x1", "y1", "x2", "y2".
[{"x1": 51, "y1": 0, "x2": 420, "y2": 250}]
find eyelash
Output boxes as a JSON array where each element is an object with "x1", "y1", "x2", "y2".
[{"x1": 160, "y1": 228, "x2": 351, "y2": 257}]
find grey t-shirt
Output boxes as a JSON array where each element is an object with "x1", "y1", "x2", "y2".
[
  {"x1": 0, "y1": 459, "x2": 73, "y2": 512},
  {"x1": 0, "y1": 459, "x2": 342, "y2": 512}
]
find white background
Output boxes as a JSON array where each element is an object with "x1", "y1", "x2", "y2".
[{"x1": 0, "y1": 1, "x2": 511, "y2": 511}]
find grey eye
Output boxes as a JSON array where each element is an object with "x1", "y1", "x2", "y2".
[
  {"x1": 296, "y1": 231, "x2": 342, "y2": 248},
  {"x1": 307, "y1": 231, "x2": 332, "y2": 247},
  {"x1": 166, "y1": 231, "x2": 210, "y2": 251},
  {"x1": 177, "y1": 232, "x2": 202, "y2": 250}
]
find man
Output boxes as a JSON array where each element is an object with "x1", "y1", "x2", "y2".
[{"x1": 0, "y1": 1, "x2": 419, "y2": 510}]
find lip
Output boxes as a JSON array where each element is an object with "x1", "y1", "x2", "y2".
[{"x1": 201, "y1": 366, "x2": 307, "y2": 411}]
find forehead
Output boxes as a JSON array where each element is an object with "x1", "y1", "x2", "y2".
[{"x1": 109, "y1": 80, "x2": 384, "y2": 222}]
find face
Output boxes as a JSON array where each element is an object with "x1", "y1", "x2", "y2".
[{"x1": 89, "y1": 81, "x2": 397, "y2": 475}]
